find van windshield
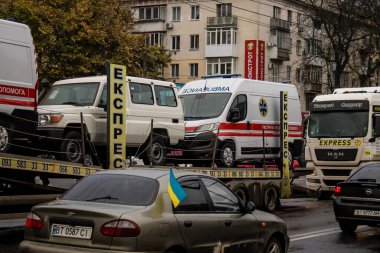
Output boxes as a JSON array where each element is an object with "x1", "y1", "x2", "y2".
[
  {"x1": 180, "y1": 93, "x2": 232, "y2": 120},
  {"x1": 40, "y1": 82, "x2": 100, "y2": 106}
]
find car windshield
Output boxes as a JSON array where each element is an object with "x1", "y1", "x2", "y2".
[
  {"x1": 40, "y1": 82, "x2": 100, "y2": 106},
  {"x1": 348, "y1": 164, "x2": 380, "y2": 183},
  {"x1": 180, "y1": 93, "x2": 231, "y2": 120},
  {"x1": 308, "y1": 111, "x2": 369, "y2": 138},
  {"x1": 61, "y1": 174, "x2": 159, "y2": 206}
]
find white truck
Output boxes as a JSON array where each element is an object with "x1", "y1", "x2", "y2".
[
  {"x1": 37, "y1": 76, "x2": 184, "y2": 166},
  {"x1": 0, "y1": 19, "x2": 39, "y2": 152},
  {"x1": 178, "y1": 75, "x2": 303, "y2": 168},
  {"x1": 305, "y1": 87, "x2": 380, "y2": 195}
]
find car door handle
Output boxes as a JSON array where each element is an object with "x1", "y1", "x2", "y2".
[
  {"x1": 224, "y1": 220, "x2": 232, "y2": 227},
  {"x1": 184, "y1": 221, "x2": 192, "y2": 228}
]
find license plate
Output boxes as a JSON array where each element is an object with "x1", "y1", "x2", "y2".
[
  {"x1": 354, "y1": 209, "x2": 380, "y2": 217},
  {"x1": 51, "y1": 224, "x2": 92, "y2": 239}
]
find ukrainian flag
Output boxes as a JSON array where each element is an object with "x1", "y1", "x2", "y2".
[{"x1": 168, "y1": 168, "x2": 188, "y2": 208}]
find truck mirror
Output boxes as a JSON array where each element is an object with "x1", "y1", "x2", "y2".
[{"x1": 228, "y1": 108, "x2": 241, "y2": 123}]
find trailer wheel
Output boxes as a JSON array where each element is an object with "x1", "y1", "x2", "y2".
[
  {"x1": 143, "y1": 136, "x2": 167, "y2": 166},
  {"x1": 0, "y1": 120, "x2": 11, "y2": 152},
  {"x1": 60, "y1": 131, "x2": 83, "y2": 163},
  {"x1": 264, "y1": 186, "x2": 278, "y2": 212},
  {"x1": 218, "y1": 142, "x2": 236, "y2": 168},
  {"x1": 233, "y1": 184, "x2": 249, "y2": 203}
]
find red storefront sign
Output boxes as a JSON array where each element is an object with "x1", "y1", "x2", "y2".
[
  {"x1": 258, "y1": 40, "x2": 265, "y2": 80},
  {"x1": 244, "y1": 40, "x2": 257, "y2": 79}
]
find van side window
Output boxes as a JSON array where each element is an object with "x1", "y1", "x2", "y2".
[
  {"x1": 129, "y1": 82, "x2": 154, "y2": 105},
  {"x1": 98, "y1": 86, "x2": 107, "y2": 108},
  {"x1": 154, "y1": 86, "x2": 177, "y2": 107},
  {"x1": 230, "y1": 94, "x2": 247, "y2": 121}
]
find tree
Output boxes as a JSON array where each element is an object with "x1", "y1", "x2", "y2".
[{"x1": 0, "y1": 0, "x2": 170, "y2": 84}]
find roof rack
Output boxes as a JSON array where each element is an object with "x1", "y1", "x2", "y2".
[{"x1": 201, "y1": 74, "x2": 242, "y2": 79}]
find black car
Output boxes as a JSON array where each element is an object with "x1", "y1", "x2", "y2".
[{"x1": 333, "y1": 163, "x2": 380, "y2": 233}]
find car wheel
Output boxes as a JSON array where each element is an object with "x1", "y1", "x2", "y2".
[
  {"x1": 143, "y1": 136, "x2": 167, "y2": 166},
  {"x1": 60, "y1": 131, "x2": 83, "y2": 163},
  {"x1": 218, "y1": 142, "x2": 236, "y2": 168},
  {"x1": 264, "y1": 236, "x2": 283, "y2": 253},
  {"x1": 339, "y1": 221, "x2": 357, "y2": 233},
  {"x1": 264, "y1": 186, "x2": 278, "y2": 212},
  {"x1": 0, "y1": 120, "x2": 11, "y2": 152}
]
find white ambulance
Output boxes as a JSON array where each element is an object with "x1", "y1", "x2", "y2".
[
  {"x1": 0, "y1": 19, "x2": 38, "y2": 152},
  {"x1": 178, "y1": 75, "x2": 303, "y2": 167}
]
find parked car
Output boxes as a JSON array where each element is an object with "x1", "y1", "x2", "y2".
[
  {"x1": 333, "y1": 163, "x2": 380, "y2": 233},
  {"x1": 19, "y1": 169, "x2": 289, "y2": 253}
]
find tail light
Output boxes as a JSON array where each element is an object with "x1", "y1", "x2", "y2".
[
  {"x1": 25, "y1": 212, "x2": 44, "y2": 230},
  {"x1": 101, "y1": 219, "x2": 140, "y2": 237},
  {"x1": 334, "y1": 185, "x2": 342, "y2": 196}
]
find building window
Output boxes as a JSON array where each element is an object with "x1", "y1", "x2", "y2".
[
  {"x1": 172, "y1": 7, "x2": 181, "y2": 21},
  {"x1": 190, "y1": 35, "x2": 199, "y2": 50},
  {"x1": 172, "y1": 36, "x2": 180, "y2": 51},
  {"x1": 207, "y1": 28, "x2": 236, "y2": 45},
  {"x1": 306, "y1": 39, "x2": 322, "y2": 55},
  {"x1": 296, "y1": 13, "x2": 301, "y2": 27},
  {"x1": 296, "y1": 68, "x2": 301, "y2": 82},
  {"x1": 287, "y1": 66, "x2": 291, "y2": 81},
  {"x1": 333, "y1": 71, "x2": 350, "y2": 87},
  {"x1": 296, "y1": 40, "x2": 301, "y2": 56},
  {"x1": 190, "y1": 63, "x2": 198, "y2": 77},
  {"x1": 217, "y1": 3, "x2": 232, "y2": 17},
  {"x1": 145, "y1": 33, "x2": 164, "y2": 46},
  {"x1": 138, "y1": 6, "x2": 162, "y2": 20},
  {"x1": 191, "y1": 5, "x2": 200, "y2": 20},
  {"x1": 287, "y1": 10, "x2": 292, "y2": 22},
  {"x1": 171, "y1": 64, "x2": 179, "y2": 78},
  {"x1": 306, "y1": 65, "x2": 323, "y2": 83},
  {"x1": 271, "y1": 30, "x2": 290, "y2": 49},
  {"x1": 270, "y1": 63, "x2": 280, "y2": 82},
  {"x1": 305, "y1": 95, "x2": 315, "y2": 111},
  {"x1": 273, "y1": 6, "x2": 281, "y2": 19},
  {"x1": 207, "y1": 58, "x2": 235, "y2": 75}
]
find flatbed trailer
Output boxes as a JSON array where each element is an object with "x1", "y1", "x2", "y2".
[{"x1": 0, "y1": 153, "x2": 284, "y2": 211}]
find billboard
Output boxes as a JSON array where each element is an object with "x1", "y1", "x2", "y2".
[
  {"x1": 258, "y1": 40, "x2": 265, "y2": 80},
  {"x1": 244, "y1": 40, "x2": 257, "y2": 79}
]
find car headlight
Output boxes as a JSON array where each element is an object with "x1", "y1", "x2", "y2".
[
  {"x1": 195, "y1": 123, "x2": 220, "y2": 132},
  {"x1": 38, "y1": 114, "x2": 63, "y2": 126}
]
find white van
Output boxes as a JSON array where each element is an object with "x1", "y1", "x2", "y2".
[
  {"x1": 37, "y1": 76, "x2": 184, "y2": 166},
  {"x1": 0, "y1": 19, "x2": 38, "y2": 152},
  {"x1": 178, "y1": 76, "x2": 303, "y2": 167}
]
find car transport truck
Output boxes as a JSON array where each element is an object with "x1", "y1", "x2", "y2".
[{"x1": 305, "y1": 87, "x2": 380, "y2": 195}]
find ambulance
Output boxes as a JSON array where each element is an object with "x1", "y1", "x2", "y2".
[
  {"x1": 0, "y1": 19, "x2": 39, "y2": 152},
  {"x1": 178, "y1": 75, "x2": 303, "y2": 167}
]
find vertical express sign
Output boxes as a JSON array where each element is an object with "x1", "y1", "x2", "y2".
[
  {"x1": 257, "y1": 40, "x2": 265, "y2": 80},
  {"x1": 107, "y1": 64, "x2": 127, "y2": 169},
  {"x1": 280, "y1": 91, "x2": 291, "y2": 198}
]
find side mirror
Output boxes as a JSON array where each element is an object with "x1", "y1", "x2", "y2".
[
  {"x1": 228, "y1": 108, "x2": 241, "y2": 123},
  {"x1": 99, "y1": 100, "x2": 107, "y2": 112},
  {"x1": 244, "y1": 201, "x2": 256, "y2": 213},
  {"x1": 373, "y1": 115, "x2": 380, "y2": 137}
]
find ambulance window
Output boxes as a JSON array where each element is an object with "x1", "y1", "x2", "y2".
[
  {"x1": 130, "y1": 82, "x2": 154, "y2": 105},
  {"x1": 230, "y1": 95, "x2": 247, "y2": 121}
]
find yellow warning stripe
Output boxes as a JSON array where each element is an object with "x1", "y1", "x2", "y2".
[
  {"x1": 0, "y1": 156, "x2": 102, "y2": 177},
  {"x1": 188, "y1": 169, "x2": 281, "y2": 179}
]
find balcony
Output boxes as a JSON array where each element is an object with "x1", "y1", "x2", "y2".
[
  {"x1": 269, "y1": 47, "x2": 290, "y2": 61},
  {"x1": 205, "y1": 44, "x2": 238, "y2": 57},
  {"x1": 304, "y1": 83, "x2": 322, "y2": 93},
  {"x1": 207, "y1": 16, "x2": 238, "y2": 27},
  {"x1": 270, "y1": 18, "x2": 290, "y2": 32}
]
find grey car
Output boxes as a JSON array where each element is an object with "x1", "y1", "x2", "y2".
[{"x1": 19, "y1": 168, "x2": 289, "y2": 253}]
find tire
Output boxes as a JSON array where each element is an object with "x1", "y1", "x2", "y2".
[
  {"x1": 264, "y1": 236, "x2": 283, "y2": 253},
  {"x1": 0, "y1": 120, "x2": 11, "y2": 153},
  {"x1": 233, "y1": 184, "x2": 249, "y2": 203},
  {"x1": 264, "y1": 186, "x2": 278, "y2": 212},
  {"x1": 218, "y1": 142, "x2": 236, "y2": 168},
  {"x1": 60, "y1": 131, "x2": 83, "y2": 163},
  {"x1": 142, "y1": 136, "x2": 167, "y2": 166},
  {"x1": 339, "y1": 221, "x2": 357, "y2": 233}
]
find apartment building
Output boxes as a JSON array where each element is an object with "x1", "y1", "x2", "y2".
[{"x1": 129, "y1": 0, "x2": 332, "y2": 111}]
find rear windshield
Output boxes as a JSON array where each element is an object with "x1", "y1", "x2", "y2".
[
  {"x1": 61, "y1": 174, "x2": 159, "y2": 206},
  {"x1": 348, "y1": 164, "x2": 380, "y2": 183}
]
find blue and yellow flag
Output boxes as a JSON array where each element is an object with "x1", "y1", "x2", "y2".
[{"x1": 168, "y1": 168, "x2": 188, "y2": 208}]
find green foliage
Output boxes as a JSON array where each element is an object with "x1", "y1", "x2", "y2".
[{"x1": 0, "y1": 0, "x2": 170, "y2": 84}]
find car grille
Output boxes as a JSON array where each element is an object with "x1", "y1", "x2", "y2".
[
  {"x1": 315, "y1": 149, "x2": 357, "y2": 161},
  {"x1": 321, "y1": 169, "x2": 352, "y2": 176}
]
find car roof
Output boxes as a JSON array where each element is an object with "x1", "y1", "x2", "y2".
[{"x1": 94, "y1": 167, "x2": 205, "y2": 179}]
